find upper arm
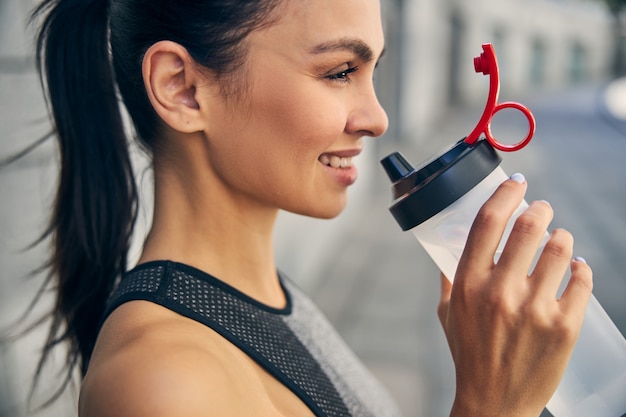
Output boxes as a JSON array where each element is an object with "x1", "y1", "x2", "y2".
[
  {"x1": 79, "y1": 344, "x2": 248, "y2": 417},
  {"x1": 79, "y1": 302, "x2": 283, "y2": 417}
]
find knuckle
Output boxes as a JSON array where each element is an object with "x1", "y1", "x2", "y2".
[
  {"x1": 451, "y1": 281, "x2": 476, "y2": 308},
  {"x1": 474, "y1": 205, "x2": 508, "y2": 229},
  {"x1": 552, "y1": 228, "x2": 574, "y2": 244},
  {"x1": 522, "y1": 301, "x2": 552, "y2": 330},
  {"x1": 522, "y1": 303, "x2": 576, "y2": 341},
  {"x1": 487, "y1": 290, "x2": 516, "y2": 317},
  {"x1": 551, "y1": 315, "x2": 579, "y2": 344},
  {"x1": 513, "y1": 212, "x2": 545, "y2": 236},
  {"x1": 543, "y1": 241, "x2": 572, "y2": 260},
  {"x1": 543, "y1": 229, "x2": 574, "y2": 259},
  {"x1": 569, "y1": 272, "x2": 594, "y2": 293}
]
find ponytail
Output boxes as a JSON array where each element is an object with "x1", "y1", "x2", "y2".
[
  {"x1": 27, "y1": 0, "x2": 285, "y2": 405},
  {"x1": 31, "y1": 0, "x2": 137, "y2": 397}
]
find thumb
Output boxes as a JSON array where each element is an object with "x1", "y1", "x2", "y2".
[{"x1": 438, "y1": 273, "x2": 452, "y2": 326}]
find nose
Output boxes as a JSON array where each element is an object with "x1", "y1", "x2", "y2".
[{"x1": 345, "y1": 86, "x2": 389, "y2": 138}]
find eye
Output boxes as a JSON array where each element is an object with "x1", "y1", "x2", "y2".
[{"x1": 327, "y1": 65, "x2": 359, "y2": 83}]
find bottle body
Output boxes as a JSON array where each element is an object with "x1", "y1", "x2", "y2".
[
  {"x1": 546, "y1": 294, "x2": 626, "y2": 417},
  {"x1": 410, "y1": 166, "x2": 524, "y2": 282},
  {"x1": 409, "y1": 167, "x2": 626, "y2": 417}
]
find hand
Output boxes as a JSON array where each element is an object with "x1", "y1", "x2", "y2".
[{"x1": 438, "y1": 175, "x2": 593, "y2": 417}]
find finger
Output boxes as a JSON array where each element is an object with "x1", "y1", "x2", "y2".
[
  {"x1": 559, "y1": 258, "x2": 593, "y2": 322},
  {"x1": 496, "y1": 200, "x2": 554, "y2": 280},
  {"x1": 529, "y1": 228, "x2": 574, "y2": 298},
  {"x1": 438, "y1": 273, "x2": 452, "y2": 326},
  {"x1": 457, "y1": 174, "x2": 527, "y2": 277}
]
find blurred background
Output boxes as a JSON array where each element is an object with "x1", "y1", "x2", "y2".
[{"x1": 1, "y1": 0, "x2": 625, "y2": 416}]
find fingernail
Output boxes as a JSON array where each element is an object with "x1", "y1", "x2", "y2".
[
  {"x1": 537, "y1": 199, "x2": 551, "y2": 207},
  {"x1": 510, "y1": 173, "x2": 525, "y2": 184},
  {"x1": 574, "y1": 256, "x2": 587, "y2": 264}
]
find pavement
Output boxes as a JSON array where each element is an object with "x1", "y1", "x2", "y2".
[{"x1": 1, "y1": 37, "x2": 625, "y2": 417}]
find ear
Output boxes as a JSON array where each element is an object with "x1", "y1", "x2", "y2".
[{"x1": 142, "y1": 41, "x2": 205, "y2": 133}]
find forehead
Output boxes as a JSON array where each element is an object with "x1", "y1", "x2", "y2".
[{"x1": 252, "y1": 0, "x2": 385, "y2": 59}]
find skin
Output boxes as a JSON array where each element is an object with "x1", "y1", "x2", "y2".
[
  {"x1": 79, "y1": 0, "x2": 593, "y2": 415},
  {"x1": 439, "y1": 181, "x2": 592, "y2": 416},
  {"x1": 81, "y1": 1, "x2": 386, "y2": 416}
]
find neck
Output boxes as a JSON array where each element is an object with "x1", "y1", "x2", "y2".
[{"x1": 138, "y1": 138, "x2": 284, "y2": 308}]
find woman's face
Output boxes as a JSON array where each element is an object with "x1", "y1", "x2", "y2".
[{"x1": 199, "y1": 0, "x2": 388, "y2": 219}]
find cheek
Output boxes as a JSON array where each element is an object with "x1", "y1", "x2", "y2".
[
  {"x1": 206, "y1": 75, "x2": 350, "y2": 216},
  {"x1": 255, "y1": 84, "x2": 347, "y2": 157}
]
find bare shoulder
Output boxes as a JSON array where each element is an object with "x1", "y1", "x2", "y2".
[{"x1": 79, "y1": 301, "x2": 274, "y2": 417}]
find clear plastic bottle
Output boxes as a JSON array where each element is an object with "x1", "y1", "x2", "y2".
[{"x1": 381, "y1": 139, "x2": 626, "y2": 417}]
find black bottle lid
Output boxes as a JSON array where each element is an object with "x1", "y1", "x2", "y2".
[{"x1": 381, "y1": 139, "x2": 502, "y2": 231}]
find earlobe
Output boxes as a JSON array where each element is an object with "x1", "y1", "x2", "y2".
[{"x1": 142, "y1": 41, "x2": 204, "y2": 133}]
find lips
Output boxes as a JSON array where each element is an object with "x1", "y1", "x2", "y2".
[
  {"x1": 317, "y1": 149, "x2": 361, "y2": 187},
  {"x1": 318, "y1": 154, "x2": 354, "y2": 168},
  {"x1": 318, "y1": 148, "x2": 361, "y2": 169}
]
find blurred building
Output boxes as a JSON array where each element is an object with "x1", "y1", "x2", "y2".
[
  {"x1": 276, "y1": 0, "x2": 616, "y2": 287},
  {"x1": 378, "y1": 0, "x2": 613, "y2": 144},
  {"x1": 0, "y1": 1, "x2": 619, "y2": 416}
]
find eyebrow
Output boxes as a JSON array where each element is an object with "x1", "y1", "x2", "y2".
[{"x1": 309, "y1": 38, "x2": 384, "y2": 63}]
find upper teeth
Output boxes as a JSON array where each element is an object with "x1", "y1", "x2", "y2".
[{"x1": 320, "y1": 154, "x2": 353, "y2": 168}]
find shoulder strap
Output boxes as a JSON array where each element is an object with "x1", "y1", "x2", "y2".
[{"x1": 104, "y1": 261, "x2": 352, "y2": 417}]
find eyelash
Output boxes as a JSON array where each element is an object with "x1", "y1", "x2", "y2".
[{"x1": 327, "y1": 66, "x2": 359, "y2": 83}]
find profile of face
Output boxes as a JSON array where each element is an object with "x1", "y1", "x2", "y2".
[{"x1": 182, "y1": 0, "x2": 388, "y2": 219}]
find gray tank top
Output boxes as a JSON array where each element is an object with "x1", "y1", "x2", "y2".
[{"x1": 103, "y1": 261, "x2": 402, "y2": 417}]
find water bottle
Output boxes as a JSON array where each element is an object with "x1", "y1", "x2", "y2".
[{"x1": 381, "y1": 138, "x2": 626, "y2": 416}]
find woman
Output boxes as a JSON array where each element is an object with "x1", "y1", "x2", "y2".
[{"x1": 31, "y1": 0, "x2": 592, "y2": 415}]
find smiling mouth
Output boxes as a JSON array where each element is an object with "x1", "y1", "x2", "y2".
[{"x1": 318, "y1": 154, "x2": 354, "y2": 169}]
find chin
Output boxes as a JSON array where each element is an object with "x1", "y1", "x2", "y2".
[{"x1": 286, "y1": 198, "x2": 347, "y2": 220}]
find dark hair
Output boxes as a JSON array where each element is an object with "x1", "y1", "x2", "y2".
[{"x1": 30, "y1": 0, "x2": 282, "y2": 403}]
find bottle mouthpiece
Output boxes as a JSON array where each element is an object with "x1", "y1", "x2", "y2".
[{"x1": 381, "y1": 152, "x2": 415, "y2": 183}]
